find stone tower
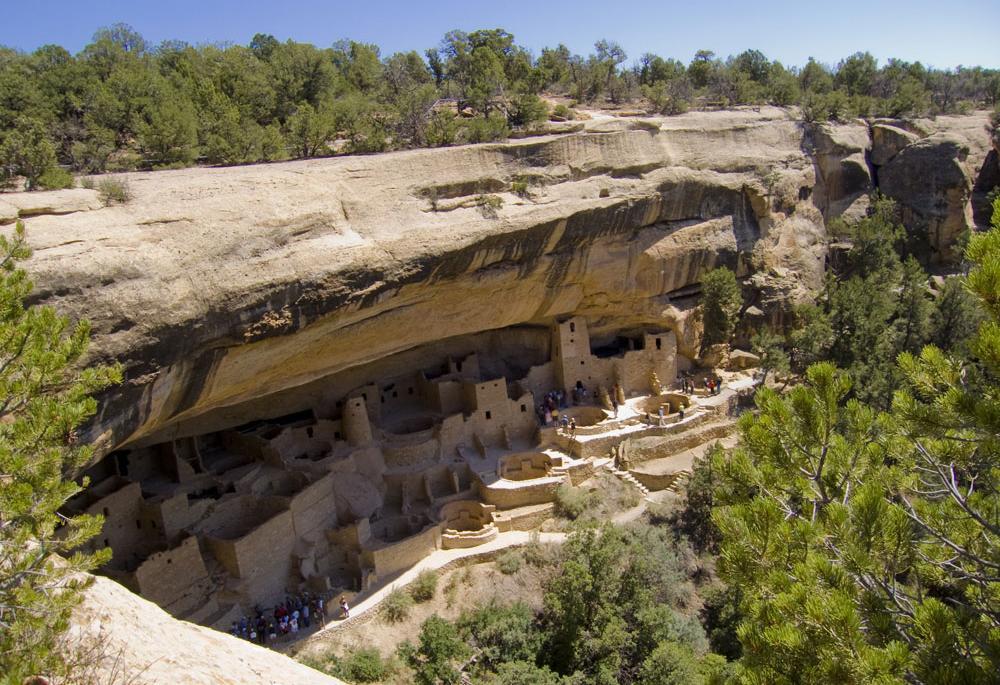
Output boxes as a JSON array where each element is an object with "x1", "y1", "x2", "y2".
[{"x1": 342, "y1": 395, "x2": 373, "y2": 446}]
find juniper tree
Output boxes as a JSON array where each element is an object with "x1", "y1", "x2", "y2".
[
  {"x1": 750, "y1": 326, "x2": 789, "y2": 387},
  {"x1": 0, "y1": 221, "x2": 121, "y2": 680},
  {"x1": 699, "y1": 267, "x2": 742, "y2": 352}
]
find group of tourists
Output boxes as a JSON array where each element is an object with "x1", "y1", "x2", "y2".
[
  {"x1": 229, "y1": 592, "x2": 326, "y2": 645},
  {"x1": 537, "y1": 380, "x2": 599, "y2": 428},
  {"x1": 536, "y1": 389, "x2": 568, "y2": 425},
  {"x1": 677, "y1": 373, "x2": 723, "y2": 395}
]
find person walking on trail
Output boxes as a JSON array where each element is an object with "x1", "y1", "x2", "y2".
[
  {"x1": 658, "y1": 405, "x2": 665, "y2": 426},
  {"x1": 340, "y1": 597, "x2": 350, "y2": 619},
  {"x1": 569, "y1": 418, "x2": 577, "y2": 438}
]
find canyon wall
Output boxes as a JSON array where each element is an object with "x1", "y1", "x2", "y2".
[{"x1": 3, "y1": 107, "x2": 996, "y2": 456}]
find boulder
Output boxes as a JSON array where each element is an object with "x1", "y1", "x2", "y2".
[
  {"x1": 808, "y1": 120, "x2": 872, "y2": 222},
  {"x1": 728, "y1": 349, "x2": 761, "y2": 370},
  {"x1": 880, "y1": 133, "x2": 976, "y2": 261},
  {"x1": 700, "y1": 343, "x2": 730, "y2": 369},
  {"x1": 0, "y1": 188, "x2": 102, "y2": 222},
  {"x1": 871, "y1": 123, "x2": 919, "y2": 166},
  {"x1": 68, "y1": 575, "x2": 344, "y2": 685}
]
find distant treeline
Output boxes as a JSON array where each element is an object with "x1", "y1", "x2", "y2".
[{"x1": 1, "y1": 23, "x2": 999, "y2": 189}]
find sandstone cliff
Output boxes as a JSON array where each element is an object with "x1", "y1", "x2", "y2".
[
  {"x1": 3, "y1": 107, "x2": 996, "y2": 455},
  {"x1": 66, "y1": 574, "x2": 343, "y2": 684}
]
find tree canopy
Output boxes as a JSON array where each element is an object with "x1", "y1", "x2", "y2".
[
  {"x1": 1, "y1": 24, "x2": 997, "y2": 188},
  {"x1": 708, "y1": 197, "x2": 1000, "y2": 683}
]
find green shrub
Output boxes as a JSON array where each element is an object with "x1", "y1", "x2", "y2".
[
  {"x1": 510, "y1": 180, "x2": 530, "y2": 198},
  {"x1": 551, "y1": 103, "x2": 574, "y2": 120},
  {"x1": 521, "y1": 530, "x2": 562, "y2": 568},
  {"x1": 107, "y1": 150, "x2": 141, "y2": 172},
  {"x1": 336, "y1": 647, "x2": 391, "y2": 683},
  {"x1": 458, "y1": 601, "x2": 541, "y2": 673},
  {"x1": 476, "y1": 193, "x2": 503, "y2": 218},
  {"x1": 79, "y1": 175, "x2": 96, "y2": 190},
  {"x1": 555, "y1": 484, "x2": 596, "y2": 520},
  {"x1": 506, "y1": 93, "x2": 548, "y2": 128},
  {"x1": 299, "y1": 647, "x2": 392, "y2": 682},
  {"x1": 36, "y1": 167, "x2": 74, "y2": 190},
  {"x1": 97, "y1": 177, "x2": 132, "y2": 205},
  {"x1": 463, "y1": 113, "x2": 510, "y2": 143},
  {"x1": 382, "y1": 587, "x2": 414, "y2": 623},
  {"x1": 410, "y1": 569, "x2": 438, "y2": 602},
  {"x1": 496, "y1": 549, "x2": 523, "y2": 575},
  {"x1": 426, "y1": 111, "x2": 460, "y2": 147}
]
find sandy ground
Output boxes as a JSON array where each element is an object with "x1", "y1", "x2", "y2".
[{"x1": 293, "y1": 553, "x2": 554, "y2": 661}]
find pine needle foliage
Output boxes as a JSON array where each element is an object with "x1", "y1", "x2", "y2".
[
  {"x1": 0, "y1": 221, "x2": 121, "y2": 681},
  {"x1": 711, "y1": 198, "x2": 1000, "y2": 683}
]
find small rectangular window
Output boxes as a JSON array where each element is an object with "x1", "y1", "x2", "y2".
[
  {"x1": 520, "y1": 404, "x2": 527, "y2": 412},
  {"x1": 485, "y1": 411, "x2": 492, "y2": 420},
  {"x1": 656, "y1": 338, "x2": 662, "y2": 350}
]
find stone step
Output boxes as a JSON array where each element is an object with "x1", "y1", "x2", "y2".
[
  {"x1": 602, "y1": 462, "x2": 651, "y2": 495},
  {"x1": 665, "y1": 470, "x2": 692, "y2": 493}
]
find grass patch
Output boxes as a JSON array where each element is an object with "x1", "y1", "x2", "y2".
[
  {"x1": 555, "y1": 474, "x2": 642, "y2": 523},
  {"x1": 523, "y1": 530, "x2": 561, "y2": 567},
  {"x1": 97, "y1": 177, "x2": 132, "y2": 205},
  {"x1": 443, "y1": 573, "x2": 460, "y2": 609}
]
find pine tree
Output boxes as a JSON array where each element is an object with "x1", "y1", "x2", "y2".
[
  {"x1": 887, "y1": 197, "x2": 1000, "y2": 679},
  {"x1": 711, "y1": 197, "x2": 1000, "y2": 683},
  {"x1": 0, "y1": 221, "x2": 121, "y2": 680}
]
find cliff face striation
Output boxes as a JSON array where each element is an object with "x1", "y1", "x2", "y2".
[{"x1": 4, "y1": 107, "x2": 996, "y2": 455}]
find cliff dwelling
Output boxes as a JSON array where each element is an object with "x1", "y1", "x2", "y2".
[{"x1": 66, "y1": 316, "x2": 697, "y2": 628}]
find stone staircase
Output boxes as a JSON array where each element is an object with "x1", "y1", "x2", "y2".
[
  {"x1": 602, "y1": 460, "x2": 650, "y2": 497},
  {"x1": 664, "y1": 471, "x2": 690, "y2": 494}
]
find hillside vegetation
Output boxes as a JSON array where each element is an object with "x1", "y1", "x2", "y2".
[{"x1": 1, "y1": 24, "x2": 999, "y2": 189}]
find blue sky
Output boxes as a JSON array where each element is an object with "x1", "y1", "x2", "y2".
[{"x1": 3, "y1": 0, "x2": 999, "y2": 69}]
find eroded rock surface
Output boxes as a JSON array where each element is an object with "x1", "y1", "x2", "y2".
[
  {"x1": 9, "y1": 107, "x2": 995, "y2": 453},
  {"x1": 68, "y1": 574, "x2": 344, "y2": 684}
]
